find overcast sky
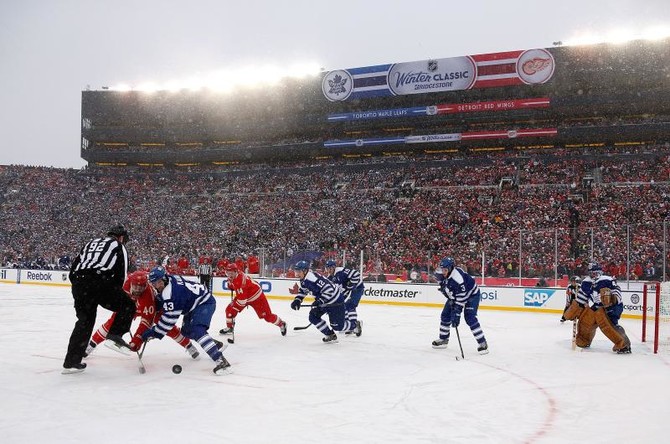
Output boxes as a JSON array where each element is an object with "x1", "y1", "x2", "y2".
[{"x1": 0, "y1": 0, "x2": 668, "y2": 168}]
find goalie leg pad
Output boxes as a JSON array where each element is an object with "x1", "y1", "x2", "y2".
[
  {"x1": 563, "y1": 300, "x2": 584, "y2": 321},
  {"x1": 575, "y1": 307, "x2": 597, "y2": 348},
  {"x1": 593, "y1": 307, "x2": 630, "y2": 351}
]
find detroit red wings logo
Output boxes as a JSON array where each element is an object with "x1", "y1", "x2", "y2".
[{"x1": 522, "y1": 57, "x2": 551, "y2": 75}]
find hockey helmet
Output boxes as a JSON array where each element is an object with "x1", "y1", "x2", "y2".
[
  {"x1": 295, "y1": 260, "x2": 310, "y2": 271},
  {"x1": 587, "y1": 262, "x2": 603, "y2": 279},
  {"x1": 107, "y1": 224, "x2": 129, "y2": 240},
  {"x1": 439, "y1": 257, "x2": 455, "y2": 272},
  {"x1": 325, "y1": 259, "x2": 337, "y2": 268},
  {"x1": 570, "y1": 275, "x2": 581, "y2": 283},
  {"x1": 148, "y1": 266, "x2": 167, "y2": 283},
  {"x1": 129, "y1": 271, "x2": 148, "y2": 296},
  {"x1": 225, "y1": 263, "x2": 238, "y2": 273}
]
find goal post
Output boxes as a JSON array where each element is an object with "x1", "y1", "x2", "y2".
[{"x1": 642, "y1": 282, "x2": 670, "y2": 354}]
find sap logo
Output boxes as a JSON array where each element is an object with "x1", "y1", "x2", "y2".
[
  {"x1": 222, "y1": 279, "x2": 272, "y2": 293},
  {"x1": 27, "y1": 271, "x2": 53, "y2": 281},
  {"x1": 524, "y1": 289, "x2": 555, "y2": 307},
  {"x1": 480, "y1": 290, "x2": 498, "y2": 300}
]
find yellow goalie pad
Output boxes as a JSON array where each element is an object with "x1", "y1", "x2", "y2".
[
  {"x1": 593, "y1": 307, "x2": 630, "y2": 351},
  {"x1": 563, "y1": 300, "x2": 584, "y2": 321},
  {"x1": 575, "y1": 307, "x2": 597, "y2": 348}
]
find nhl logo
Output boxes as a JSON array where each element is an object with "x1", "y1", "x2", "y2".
[{"x1": 428, "y1": 60, "x2": 438, "y2": 72}]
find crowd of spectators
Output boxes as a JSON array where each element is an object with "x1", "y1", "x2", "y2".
[{"x1": 2, "y1": 144, "x2": 670, "y2": 282}]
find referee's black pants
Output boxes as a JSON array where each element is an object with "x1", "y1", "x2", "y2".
[{"x1": 63, "y1": 276, "x2": 135, "y2": 367}]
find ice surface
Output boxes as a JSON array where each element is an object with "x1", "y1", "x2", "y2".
[{"x1": 1, "y1": 283, "x2": 668, "y2": 444}]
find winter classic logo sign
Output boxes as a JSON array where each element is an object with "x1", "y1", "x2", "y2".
[
  {"x1": 322, "y1": 69, "x2": 353, "y2": 102},
  {"x1": 387, "y1": 56, "x2": 476, "y2": 95}
]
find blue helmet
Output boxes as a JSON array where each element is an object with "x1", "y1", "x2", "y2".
[
  {"x1": 587, "y1": 262, "x2": 603, "y2": 279},
  {"x1": 440, "y1": 257, "x2": 455, "y2": 271},
  {"x1": 148, "y1": 266, "x2": 167, "y2": 283},
  {"x1": 295, "y1": 260, "x2": 310, "y2": 271},
  {"x1": 325, "y1": 259, "x2": 337, "y2": 268}
]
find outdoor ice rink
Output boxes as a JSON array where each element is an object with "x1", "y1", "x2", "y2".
[{"x1": 1, "y1": 282, "x2": 668, "y2": 444}]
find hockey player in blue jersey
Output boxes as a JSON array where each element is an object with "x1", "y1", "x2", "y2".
[
  {"x1": 324, "y1": 259, "x2": 364, "y2": 332},
  {"x1": 566, "y1": 262, "x2": 631, "y2": 353},
  {"x1": 141, "y1": 266, "x2": 232, "y2": 374},
  {"x1": 289, "y1": 260, "x2": 362, "y2": 343},
  {"x1": 433, "y1": 257, "x2": 488, "y2": 354}
]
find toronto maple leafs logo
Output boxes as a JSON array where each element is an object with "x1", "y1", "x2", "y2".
[
  {"x1": 328, "y1": 74, "x2": 348, "y2": 94},
  {"x1": 322, "y1": 69, "x2": 353, "y2": 101}
]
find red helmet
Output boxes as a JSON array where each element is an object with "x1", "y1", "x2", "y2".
[
  {"x1": 129, "y1": 271, "x2": 148, "y2": 296},
  {"x1": 225, "y1": 263, "x2": 238, "y2": 273}
]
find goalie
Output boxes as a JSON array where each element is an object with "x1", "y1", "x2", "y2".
[{"x1": 563, "y1": 262, "x2": 631, "y2": 354}]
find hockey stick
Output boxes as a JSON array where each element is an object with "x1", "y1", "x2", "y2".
[
  {"x1": 454, "y1": 325, "x2": 465, "y2": 361},
  {"x1": 293, "y1": 324, "x2": 311, "y2": 331},
  {"x1": 571, "y1": 319, "x2": 577, "y2": 350},
  {"x1": 136, "y1": 341, "x2": 147, "y2": 374},
  {"x1": 227, "y1": 289, "x2": 236, "y2": 344}
]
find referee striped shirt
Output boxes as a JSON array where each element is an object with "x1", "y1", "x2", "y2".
[{"x1": 71, "y1": 236, "x2": 128, "y2": 284}]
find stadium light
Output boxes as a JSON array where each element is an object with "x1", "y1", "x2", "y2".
[
  {"x1": 564, "y1": 26, "x2": 670, "y2": 46},
  {"x1": 106, "y1": 61, "x2": 322, "y2": 93}
]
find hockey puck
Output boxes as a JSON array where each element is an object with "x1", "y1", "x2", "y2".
[{"x1": 172, "y1": 364, "x2": 182, "y2": 374}]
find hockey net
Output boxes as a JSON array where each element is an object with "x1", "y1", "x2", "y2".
[{"x1": 642, "y1": 282, "x2": 670, "y2": 353}]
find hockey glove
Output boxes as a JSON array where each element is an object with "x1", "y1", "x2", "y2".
[
  {"x1": 451, "y1": 304, "x2": 463, "y2": 327},
  {"x1": 290, "y1": 297, "x2": 303, "y2": 311},
  {"x1": 591, "y1": 302, "x2": 603, "y2": 311},
  {"x1": 141, "y1": 328, "x2": 161, "y2": 342}
]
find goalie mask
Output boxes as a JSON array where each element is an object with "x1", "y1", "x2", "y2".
[{"x1": 587, "y1": 262, "x2": 603, "y2": 280}]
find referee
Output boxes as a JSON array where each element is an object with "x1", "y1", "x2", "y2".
[{"x1": 62, "y1": 224, "x2": 135, "y2": 374}]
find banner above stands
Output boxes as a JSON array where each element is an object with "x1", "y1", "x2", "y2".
[
  {"x1": 1, "y1": 270, "x2": 647, "y2": 319},
  {"x1": 322, "y1": 48, "x2": 555, "y2": 101}
]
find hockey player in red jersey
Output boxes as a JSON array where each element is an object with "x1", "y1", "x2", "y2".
[
  {"x1": 85, "y1": 270, "x2": 200, "y2": 359},
  {"x1": 219, "y1": 263, "x2": 287, "y2": 337}
]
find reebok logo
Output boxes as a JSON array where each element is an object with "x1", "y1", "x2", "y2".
[{"x1": 26, "y1": 271, "x2": 53, "y2": 281}]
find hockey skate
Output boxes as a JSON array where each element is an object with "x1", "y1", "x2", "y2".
[
  {"x1": 219, "y1": 327, "x2": 234, "y2": 335},
  {"x1": 279, "y1": 321, "x2": 287, "y2": 336},
  {"x1": 352, "y1": 320, "x2": 362, "y2": 337},
  {"x1": 432, "y1": 338, "x2": 449, "y2": 349},
  {"x1": 322, "y1": 333, "x2": 338, "y2": 344},
  {"x1": 186, "y1": 344, "x2": 200, "y2": 359},
  {"x1": 615, "y1": 345, "x2": 632, "y2": 354},
  {"x1": 477, "y1": 341, "x2": 489, "y2": 355},
  {"x1": 104, "y1": 334, "x2": 132, "y2": 355},
  {"x1": 62, "y1": 363, "x2": 87, "y2": 375},
  {"x1": 213, "y1": 357, "x2": 232, "y2": 375}
]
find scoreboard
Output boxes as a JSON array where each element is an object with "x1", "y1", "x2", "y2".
[{"x1": 81, "y1": 38, "x2": 670, "y2": 167}]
